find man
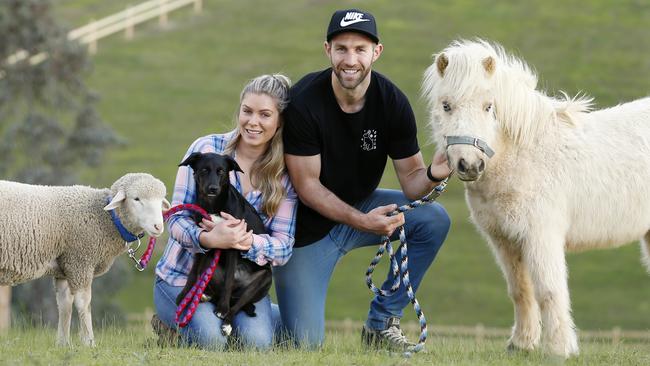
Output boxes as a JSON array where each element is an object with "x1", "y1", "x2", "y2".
[{"x1": 275, "y1": 8, "x2": 451, "y2": 351}]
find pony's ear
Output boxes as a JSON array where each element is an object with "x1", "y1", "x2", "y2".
[
  {"x1": 178, "y1": 152, "x2": 202, "y2": 168},
  {"x1": 436, "y1": 53, "x2": 449, "y2": 77},
  {"x1": 225, "y1": 155, "x2": 244, "y2": 174},
  {"x1": 482, "y1": 56, "x2": 495, "y2": 76}
]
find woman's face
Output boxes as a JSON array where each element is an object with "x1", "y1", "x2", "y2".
[{"x1": 238, "y1": 92, "x2": 280, "y2": 149}]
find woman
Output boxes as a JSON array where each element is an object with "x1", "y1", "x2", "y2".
[{"x1": 153, "y1": 74, "x2": 296, "y2": 350}]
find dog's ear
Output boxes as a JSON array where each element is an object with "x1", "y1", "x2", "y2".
[
  {"x1": 225, "y1": 155, "x2": 244, "y2": 173},
  {"x1": 178, "y1": 152, "x2": 203, "y2": 169}
]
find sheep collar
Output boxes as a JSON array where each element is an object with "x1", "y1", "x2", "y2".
[{"x1": 106, "y1": 197, "x2": 144, "y2": 243}]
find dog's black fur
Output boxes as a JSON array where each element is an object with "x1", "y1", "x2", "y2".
[{"x1": 176, "y1": 152, "x2": 272, "y2": 335}]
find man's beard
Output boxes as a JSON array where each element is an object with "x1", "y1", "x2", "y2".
[{"x1": 333, "y1": 67, "x2": 370, "y2": 90}]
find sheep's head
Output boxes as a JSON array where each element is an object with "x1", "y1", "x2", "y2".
[{"x1": 104, "y1": 173, "x2": 171, "y2": 237}]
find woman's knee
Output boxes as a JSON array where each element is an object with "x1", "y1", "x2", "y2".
[
  {"x1": 239, "y1": 328, "x2": 273, "y2": 350},
  {"x1": 181, "y1": 304, "x2": 227, "y2": 349},
  {"x1": 185, "y1": 326, "x2": 227, "y2": 350}
]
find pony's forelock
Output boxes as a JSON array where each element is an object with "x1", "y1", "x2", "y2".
[{"x1": 423, "y1": 39, "x2": 592, "y2": 146}]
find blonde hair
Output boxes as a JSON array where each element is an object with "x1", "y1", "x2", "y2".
[{"x1": 225, "y1": 73, "x2": 292, "y2": 217}]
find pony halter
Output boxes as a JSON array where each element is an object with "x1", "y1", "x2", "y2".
[{"x1": 445, "y1": 136, "x2": 495, "y2": 158}]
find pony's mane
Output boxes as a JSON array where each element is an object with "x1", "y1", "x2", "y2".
[{"x1": 423, "y1": 39, "x2": 593, "y2": 146}]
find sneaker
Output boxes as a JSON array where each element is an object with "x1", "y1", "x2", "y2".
[
  {"x1": 151, "y1": 313, "x2": 179, "y2": 347},
  {"x1": 362, "y1": 317, "x2": 416, "y2": 351}
]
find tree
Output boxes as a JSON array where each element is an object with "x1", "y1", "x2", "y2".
[{"x1": 0, "y1": 0, "x2": 128, "y2": 327}]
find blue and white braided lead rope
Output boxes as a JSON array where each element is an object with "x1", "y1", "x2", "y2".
[{"x1": 365, "y1": 177, "x2": 449, "y2": 353}]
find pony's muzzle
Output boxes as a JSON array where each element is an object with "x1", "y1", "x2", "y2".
[{"x1": 456, "y1": 157, "x2": 485, "y2": 181}]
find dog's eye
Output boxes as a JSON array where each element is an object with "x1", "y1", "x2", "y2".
[
  {"x1": 485, "y1": 103, "x2": 492, "y2": 112},
  {"x1": 134, "y1": 197, "x2": 140, "y2": 201},
  {"x1": 442, "y1": 101, "x2": 451, "y2": 112},
  {"x1": 216, "y1": 168, "x2": 224, "y2": 175}
]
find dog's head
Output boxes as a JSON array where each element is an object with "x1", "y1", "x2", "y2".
[{"x1": 179, "y1": 152, "x2": 243, "y2": 200}]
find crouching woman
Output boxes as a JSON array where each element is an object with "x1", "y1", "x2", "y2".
[{"x1": 152, "y1": 74, "x2": 297, "y2": 350}]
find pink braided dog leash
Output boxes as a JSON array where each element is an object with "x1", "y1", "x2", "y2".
[
  {"x1": 132, "y1": 203, "x2": 221, "y2": 327},
  {"x1": 135, "y1": 203, "x2": 212, "y2": 270},
  {"x1": 164, "y1": 204, "x2": 222, "y2": 327}
]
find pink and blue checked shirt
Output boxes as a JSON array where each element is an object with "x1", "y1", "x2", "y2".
[{"x1": 155, "y1": 131, "x2": 298, "y2": 286}]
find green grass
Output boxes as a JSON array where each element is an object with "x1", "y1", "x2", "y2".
[
  {"x1": 41, "y1": 0, "x2": 650, "y2": 331},
  {"x1": 1, "y1": 326, "x2": 649, "y2": 366}
]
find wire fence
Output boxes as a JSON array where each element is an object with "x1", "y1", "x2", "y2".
[{"x1": 126, "y1": 308, "x2": 650, "y2": 344}]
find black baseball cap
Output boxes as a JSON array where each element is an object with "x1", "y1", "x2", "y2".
[{"x1": 326, "y1": 9, "x2": 379, "y2": 43}]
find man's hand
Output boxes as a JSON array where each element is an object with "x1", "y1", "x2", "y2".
[
  {"x1": 358, "y1": 204, "x2": 404, "y2": 236},
  {"x1": 429, "y1": 150, "x2": 452, "y2": 181}
]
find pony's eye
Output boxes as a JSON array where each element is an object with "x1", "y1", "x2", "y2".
[
  {"x1": 442, "y1": 101, "x2": 451, "y2": 112},
  {"x1": 485, "y1": 103, "x2": 492, "y2": 112}
]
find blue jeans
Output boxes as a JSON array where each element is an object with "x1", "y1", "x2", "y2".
[
  {"x1": 273, "y1": 189, "x2": 450, "y2": 347},
  {"x1": 153, "y1": 276, "x2": 274, "y2": 350}
]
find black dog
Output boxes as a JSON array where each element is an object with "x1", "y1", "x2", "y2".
[{"x1": 176, "y1": 152, "x2": 272, "y2": 336}]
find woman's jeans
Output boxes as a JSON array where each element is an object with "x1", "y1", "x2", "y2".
[
  {"x1": 153, "y1": 276, "x2": 274, "y2": 350},
  {"x1": 273, "y1": 188, "x2": 451, "y2": 347}
]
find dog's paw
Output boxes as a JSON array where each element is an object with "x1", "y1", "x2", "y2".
[
  {"x1": 243, "y1": 304, "x2": 257, "y2": 317},
  {"x1": 221, "y1": 323, "x2": 232, "y2": 336}
]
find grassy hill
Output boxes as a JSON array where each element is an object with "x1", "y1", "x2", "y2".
[{"x1": 52, "y1": 0, "x2": 650, "y2": 331}]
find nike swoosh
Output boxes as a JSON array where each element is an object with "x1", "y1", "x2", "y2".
[{"x1": 340, "y1": 18, "x2": 370, "y2": 27}]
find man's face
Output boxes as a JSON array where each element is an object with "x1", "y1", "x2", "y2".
[{"x1": 325, "y1": 32, "x2": 382, "y2": 90}]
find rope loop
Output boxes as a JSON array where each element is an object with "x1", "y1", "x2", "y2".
[{"x1": 365, "y1": 178, "x2": 448, "y2": 353}]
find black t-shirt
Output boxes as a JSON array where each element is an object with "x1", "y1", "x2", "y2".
[{"x1": 283, "y1": 68, "x2": 420, "y2": 247}]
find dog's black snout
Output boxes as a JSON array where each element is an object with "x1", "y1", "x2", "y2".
[{"x1": 208, "y1": 185, "x2": 219, "y2": 194}]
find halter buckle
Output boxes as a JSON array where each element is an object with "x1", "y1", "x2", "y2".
[{"x1": 472, "y1": 138, "x2": 485, "y2": 153}]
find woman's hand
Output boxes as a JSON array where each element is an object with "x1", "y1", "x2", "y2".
[{"x1": 198, "y1": 212, "x2": 253, "y2": 251}]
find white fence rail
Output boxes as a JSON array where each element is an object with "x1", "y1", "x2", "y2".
[{"x1": 0, "y1": 0, "x2": 203, "y2": 79}]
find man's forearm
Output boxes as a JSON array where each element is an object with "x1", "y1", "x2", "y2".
[{"x1": 297, "y1": 179, "x2": 367, "y2": 231}]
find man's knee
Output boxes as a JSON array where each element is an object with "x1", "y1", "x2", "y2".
[
  {"x1": 282, "y1": 315, "x2": 325, "y2": 349},
  {"x1": 406, "y1": 203, "x2": 451, "y2": 247}
]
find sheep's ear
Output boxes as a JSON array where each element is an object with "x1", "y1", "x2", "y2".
[
  {"x1": 104, "y1": 190, "x2": 126, "y2": 211},
  {"x1": 178, "y1": 152, "x2": 202, "y2": 168},
  {"x1": 436, "y1": 53, "x2": 448, "y2": 77},
  {"x1": 162, "y1": 198, "x2": 171, "y2": 211},
  {"x1": 225, "y1": 155, "x2": 243, "y2": 173}
]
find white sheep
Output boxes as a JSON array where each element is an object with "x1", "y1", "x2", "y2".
[{"x1": 0, "y1": 173, "x2": 171, "y2": 346}]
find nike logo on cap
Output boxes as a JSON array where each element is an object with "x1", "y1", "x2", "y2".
[{"x1": 340, "y1": 12, "x2": 370, "y2": 27}]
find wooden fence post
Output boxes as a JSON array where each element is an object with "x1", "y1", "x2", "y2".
[
  {"x1": 88, "y1": 19, "x2": 98, "y2": 55},
  {"x1": 125, "y1": 6, "x2": 135, "y2": 40},
  {"x1": 194, "y1": 0, "x2": 203, "y2": 13},
  {"x1": 158, "y1": 0, "x2": 168, "y2": 27},
  {"x1": 475, "y1": 323, "x2": 485, "y2": 343},
  {"x1": 612, "y1": 326, "x2": 621, "y2": 345},
  {"x1": 0, "y1": 286, "x2": 11, "y2": 332}
]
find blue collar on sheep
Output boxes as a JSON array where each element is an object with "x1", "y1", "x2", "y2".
[{"x1": 106, "y1": 197, "x2": 145, "y2": 243}]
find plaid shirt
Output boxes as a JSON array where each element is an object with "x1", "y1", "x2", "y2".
[{"x1": 155, "y1": 132, "x2": 298, "y2": 286}]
